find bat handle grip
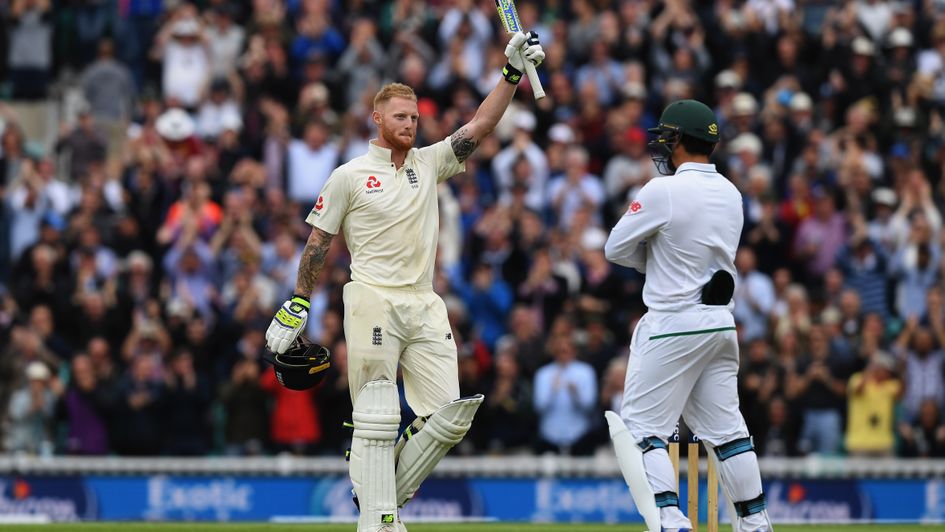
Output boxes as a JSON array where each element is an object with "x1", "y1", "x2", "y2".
[{"x1": 522, "y1": 57, "x2": 545, "y2": 100}]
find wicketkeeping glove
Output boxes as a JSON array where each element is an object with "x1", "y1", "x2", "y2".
[{"x1": 266, "y1": 295, "x2": 310, "y2": 354}]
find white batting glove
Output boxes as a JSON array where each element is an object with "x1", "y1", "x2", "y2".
[
  {"x1": 265, "y1": 295, "x2": 310, "y2": 354},
  {"x1": 505, "y1": 31, "x2": 544, "y2": 72}
]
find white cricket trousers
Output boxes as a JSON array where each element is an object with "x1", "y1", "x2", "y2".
[
  {"x1": 620, "y1": 308, "x2": 749, "y2": 445},
  {"x1": 344, "y1": 281, "x2": 459, "y2": 418}
]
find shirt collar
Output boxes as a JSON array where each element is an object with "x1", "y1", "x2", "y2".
[
  {"x1": 368, "y1": 140, "x2": 393, "y2": 162},
  {"x1": 675, "y1": 162, "x2": 717, "y2": 174},
  {"x1": 367, "y1": 140, "x2": 414, "y2": 164}
]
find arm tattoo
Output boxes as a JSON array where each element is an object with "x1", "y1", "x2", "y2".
[
  {"x1": 450, "y1": 126, "x2": 479, "y2": 163},
  {"x1": 295, "y1": 227, "x2": 334, "y2": 296}
]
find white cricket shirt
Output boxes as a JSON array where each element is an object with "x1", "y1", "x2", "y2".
[
  {"x1": 305, "y1": 138, "x2": 465, "y2": 287},
  {"x1": 604, "y1": 162, "x2": 743, "y2": 313}
]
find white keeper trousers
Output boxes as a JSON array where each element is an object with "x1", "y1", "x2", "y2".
[{"x1": 620, "y1": 308, "x2": 749, "y2": 445}]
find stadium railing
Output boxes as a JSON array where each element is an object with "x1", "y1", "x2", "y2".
[{"x1": 1, "y1": 455, "x2": 943, "y2": 478}]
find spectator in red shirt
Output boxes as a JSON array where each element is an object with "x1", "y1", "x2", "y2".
[{"x1": 260, "y1": 364, "x2": 321, "y2": 455}]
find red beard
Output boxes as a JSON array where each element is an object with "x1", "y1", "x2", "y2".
[{"x1": 381, "y1": 127, "x2": 415, "y2": 151}]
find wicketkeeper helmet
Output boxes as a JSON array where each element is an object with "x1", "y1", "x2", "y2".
[
  {"x1": 648, "y1": 99, "x2": 719, "y2": 174},
  {"x1": 262, "y1": 335, "x2": 331, "y2": 391}
]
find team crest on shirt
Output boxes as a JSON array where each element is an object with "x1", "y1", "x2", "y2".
[
  {"x1": 629, "y1": 200, "x2": 642, "y2": 214},
  {"x1": 372, "y1": 326, "x2": 383, "y2": 346},
  {"x1": 406, "y1": 168, "x2": 419, "y2": 189},
  {"x1": 365, "y1": 176, "x2": 384, "y2": 194}
]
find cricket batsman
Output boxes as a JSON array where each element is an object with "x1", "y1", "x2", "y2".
[
  {"x1": 603, "y1": 100, "x2": 772, "y2": 532},
  {"x1": 265, "y1": 32, "x2": 544, "y2": 532}
]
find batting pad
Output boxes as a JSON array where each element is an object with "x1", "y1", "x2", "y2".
[
  {"x1": 350, "y1": 380, "x2": 400, "y2": 532},
  {"x1": 703, "y1": 439, "x2": 772, "y2": 532},
  {"x1": 604, "y1": 411, "x2": 662, "y2": 532},
  {"x1": 395, "y1": 394, "x2": 484, "y2": 507}
]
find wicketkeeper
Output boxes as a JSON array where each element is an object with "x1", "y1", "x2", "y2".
[
  {"x1": 266, "y1": 32, "x2": 544, "y2": 532},
  {"x1": 603, "y1": 100, "x2": 773, "y2": 532}
]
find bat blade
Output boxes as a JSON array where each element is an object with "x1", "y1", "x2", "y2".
[
  {"x1": 495, "y1": 0, "x2": 522, "y2": 33},
  {"x1": 494, "y1": 0, "x2": 545, "y2": 100}
]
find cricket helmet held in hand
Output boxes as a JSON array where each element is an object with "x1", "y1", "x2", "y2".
[
  {"x1": 648, "y1": 99, "x2": 720, "y2": 174},
  {"x1": 262, "y1": 335, "x2": 331, "y2": 391}
]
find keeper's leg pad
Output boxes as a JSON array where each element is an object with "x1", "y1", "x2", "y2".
[
  {"x1": 641, "y1": 445, "x2": 691, "y2": 529},
  {"x1": 394, "y1": 394, "x2": 483, "y2": 507},
  {"x1": 605, "y1": 411, "x2": 663, "y2": 532},
  {"x1": 350, "y1": 380, "x2": 400, "y2": 532},
  {"x1": 704, "y1": 437, "x2": 773, "y2": 532}
]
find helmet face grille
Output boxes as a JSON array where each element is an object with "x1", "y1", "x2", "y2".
[{"x1": 647, "y1": 125, "x2": 680, "y2": 175}]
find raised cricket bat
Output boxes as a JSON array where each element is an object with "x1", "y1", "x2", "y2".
[{"x1": 495, "y1": 0, "x2": 545, "y2": 100}]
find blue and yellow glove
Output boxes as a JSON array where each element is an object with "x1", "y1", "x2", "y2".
[{"x1": 265, "y1": 295, "x2": 310, "y2": 354}]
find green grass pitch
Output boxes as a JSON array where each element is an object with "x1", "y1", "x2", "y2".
[{"x1": 1, "y1": 524, "x2": 944, "y2": 531}]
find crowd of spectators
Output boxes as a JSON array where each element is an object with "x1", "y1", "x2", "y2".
[{"x1": 2, "y1": 0, "x2": 945, "y2": 459}]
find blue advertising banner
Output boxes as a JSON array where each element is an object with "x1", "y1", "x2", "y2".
[
  {"x1": 307, "y1": 477, "x2": 484, "y2": 521},
  {"x1": 0, "y1": 477, "x2": 97, "y2": 521},
  {"x1": 86, "y1": 476, "x2": 315, "y2": 521},
  {"x1": 0, "y1": 474, "x2": 942, "y2": 523}
]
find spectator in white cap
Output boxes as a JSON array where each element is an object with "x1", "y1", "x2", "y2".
[
  {"x1": 155, "y1": 108, "x2": 202, "y2": 165},
  {"x1": 727, "y1": 92, "x2": 759, "y2": 139},
  {"x1": 886, "y1": 27, "x2": 915, "y2": 91},
  {"x1": 732, "y1": 92, "x2": 758, "y2": 116},
  {"x1": 853, "y1": 36, "x2": 876, "y2": 61},
  {"x1": 744, "y1": 164, "x2": 775, "y2": 226},
  {"x1": 548, "y1": 123, "x2": 575, "y2": 145},
  {"x1": 887, "y1": 27, "x2": 913, "y2": 49},
  {"x1": 714, "y1": 69, "x2": 742, "y2": 124},
  {"x1": 297, "y1": 82, "x2": 339, "y2": 133},
  {"x1": 867, "y1": 187, "x2": 898, "y2": 255},
  {"x1": 152, "y1": 16, "x2": 210, "y2": 110},
  {"x1": 789, "y1": 92, "x2": 815, "y2": 134},
  {"x1": 616, "y1": 80, "x2": 656, "y2": 131},
  {"x1": 216, "y1": 111, "x2": 246, "y2": 178},
  {"x1": 492, "y1": 110, "x2": 549, "y2": 211},
  {"x1": 156, "y1": 108, "x2": 195, "y2": 142},
  {"x1": 5, "y1": 361, "x2": 59, "y2": 455},
  {"x1": 727, "y1": 132, "x2": 764, "y2": 184},
  {"x1": 543, "y1": 121, "x2": 575, "y2": 186},
  {"x1": 716, "y1": 69, "x2": 742, "y2": 93},
  {"x1": 622, "y1": 80, "x2": 647, "y2": 102},
  {"x1": 837, "y1": 37, "x2": 885, "y2": 115}
]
